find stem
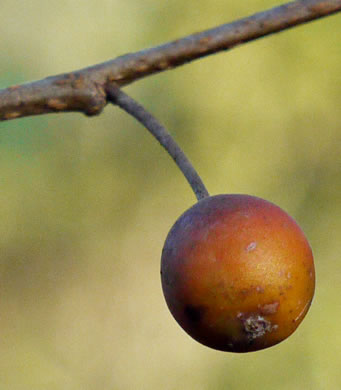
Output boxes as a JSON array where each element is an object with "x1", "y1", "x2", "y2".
[{"x1": 106, "y1": 85, "x2": 209, "y2": 201}]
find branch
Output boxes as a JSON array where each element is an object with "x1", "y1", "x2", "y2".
[{"x1": 1, "y1": 0, "x2": 340, "y2": 121}]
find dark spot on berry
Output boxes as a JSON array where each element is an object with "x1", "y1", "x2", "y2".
[{"x1": 184, "y1": 305, "x2": 205, "y2": 323}]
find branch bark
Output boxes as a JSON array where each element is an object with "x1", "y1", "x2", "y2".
[{"x1": 0, "y1": 0, "x2": 340, "y2": 121}]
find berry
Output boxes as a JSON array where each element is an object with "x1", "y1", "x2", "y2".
[{"x1": 161, "y1": 194, "x2": 315, "y2": 352}]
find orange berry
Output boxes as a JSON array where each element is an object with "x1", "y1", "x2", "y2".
[{"x1": 161, "y1": 194, "x2": 315, "y2": 352}]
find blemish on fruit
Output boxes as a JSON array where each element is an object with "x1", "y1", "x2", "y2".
[
  {"x1": 240, "y1": 314, "x2": 273, "y2": 341},
  {"x1": 294, "y1": 301, "x2": 310, "y2": 323},
  {"x1": 260, "y1": 301, "x2": 279, "y2": 315},
  {"x1": 246, "y1": 242, "x2": 257, "y2": 252},
  {"x1": 184, "y1": 305, "x2": 205, "y2": 323}
]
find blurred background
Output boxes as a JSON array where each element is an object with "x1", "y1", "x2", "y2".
[{"x1": 0, "y1": 1, "x2": 340, "y2": 389}]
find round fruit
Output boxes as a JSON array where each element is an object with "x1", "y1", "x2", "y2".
[{"x1": 161, "y1": 194, "x2": 315, "y2": 352}]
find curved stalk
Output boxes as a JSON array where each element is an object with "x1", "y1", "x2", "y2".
[{"x1": 107, "y1": 85, "x2": 209, "y2": 201}]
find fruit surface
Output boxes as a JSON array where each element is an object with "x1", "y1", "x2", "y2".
[{"x1": 161, "y1": 194, "x2": 315, "y2": 352}]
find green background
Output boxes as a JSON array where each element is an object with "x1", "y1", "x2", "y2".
[{"x1": 0, "y1": 1, "x2": 340, "y2": 389}]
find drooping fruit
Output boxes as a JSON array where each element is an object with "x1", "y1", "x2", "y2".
[{"x1": 161, "y1": 194, "x2": 315, "y2": 352}]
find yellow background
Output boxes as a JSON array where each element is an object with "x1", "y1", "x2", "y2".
[{"x1": 0, "y1": 1, "x2": 340, "y2": 389}]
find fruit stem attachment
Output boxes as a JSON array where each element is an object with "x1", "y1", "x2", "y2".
[{"x1": 107, "y1": 84, "x2": 209, "y2": 201}]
